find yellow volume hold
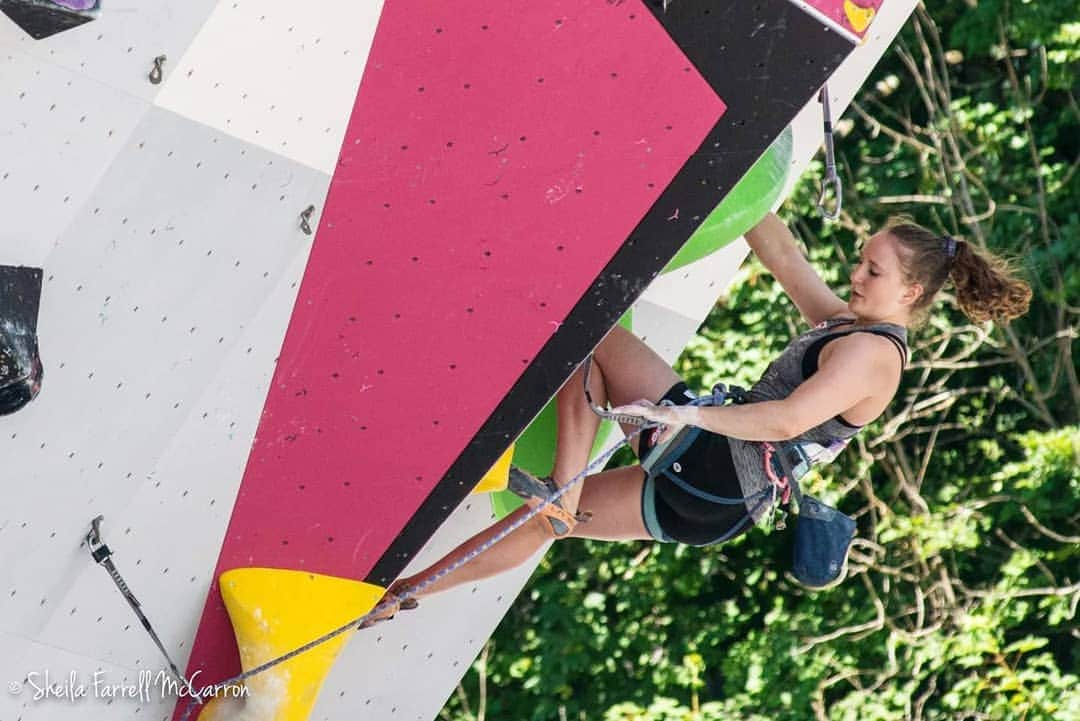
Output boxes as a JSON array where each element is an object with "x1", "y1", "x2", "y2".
[
  {"x1": 197, "y1": 568, "x2": 384, "y2": 721},
  {"x1": 470, "y1": 443, "x2": 514, "y2": 494},
  {"x1": 843, "y1": 0, "x2": 876, "y2": 34}
]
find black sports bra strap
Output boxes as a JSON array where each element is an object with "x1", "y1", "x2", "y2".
[
  {"x1": 802, "y1": 327, "x2": 908, "y2": 379},
  {"x1": 870, "y1": 329, "x2": 909, "y2": 367}
]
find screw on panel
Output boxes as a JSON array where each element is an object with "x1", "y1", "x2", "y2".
[{"x1": 148, "y1": 55, "x2": 167, "y2": 85}]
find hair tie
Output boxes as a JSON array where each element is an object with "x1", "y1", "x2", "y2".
[{"x1": 943, "y1": 235, "x2": 958, "y2": 259}]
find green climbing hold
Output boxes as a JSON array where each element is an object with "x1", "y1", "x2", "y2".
[{"x1": 662, "y1": 125, "x2": 793, "y2": 273}]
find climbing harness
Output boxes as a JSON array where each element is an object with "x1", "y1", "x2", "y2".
[
  {"x1": 583, "y1": 351, "x2": 771, "y2": 539},
  {"x1": 583, "y1": 352, "x2": 803, "y2": 540},
  {"x1": 631, "y1": 380, "x2": 791, "y2": 545},
  {"x1": 763, "y1": 436, "x2": 851, "y2": 497},
  {"x1": 816, "y1": 84, "x2": 842, "y2": 221},
  {"x1": 643, "y1": 425, "x2": 855, "y2": 553},
  {"x1": 85, "y1": 516, "x2": 205, "y2": 704},
  {"x1": 587, "y1": 345, "x2": 854, "y2": 552}
]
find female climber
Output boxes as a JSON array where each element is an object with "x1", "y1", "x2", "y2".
[{"x1": 365, "y1": 211, "x2": 1031, "y2": 623}]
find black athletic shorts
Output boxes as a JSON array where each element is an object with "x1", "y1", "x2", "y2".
[{"x1": 638, "y1": 382, "x2": 754, "y2": 546}]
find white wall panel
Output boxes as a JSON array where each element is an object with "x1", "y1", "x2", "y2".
[
  {"x1": 0, "y1": 0, "x2": 220, "y2": 103},
  {"x1": 632, "y1": 299, "x2": 706, "y2": 364},
  {"x1": 0, "y1": 631, "x2": 175, "y2": 721},
  {"x1": 0, "y1": 48, "x2": 147, "y2": 265},
  {"x1": 34, "y1": 248, "x2": 318, "y2": 673},
  {"x1": 314, "y1": 494, "x2": 542, "y2": 721},
  {"x1": 0, "y1": 108, "x2": 326, "y2": 666},
  {"x1": 155, "y1": 0, "x2": 386, "y2": 174},
  {"x1": 641, "y1": 240, "x2": 749, "y2": 321}
]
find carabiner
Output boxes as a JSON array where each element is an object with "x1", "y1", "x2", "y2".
[
  {"x1": 816, "y1": 85, "x2": 842, "y2": 221},
  {"x1": 86, "y1": 515, "x2": 112, "y2": 564}
]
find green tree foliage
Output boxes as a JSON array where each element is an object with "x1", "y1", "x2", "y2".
[{"x1": 442, "y1": 2, "x2": 1078, "y2": 719}]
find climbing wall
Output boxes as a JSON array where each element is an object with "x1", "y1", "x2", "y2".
[
  {"x1": 0, "y1": 1, "x2": 383, "y2": 719},
  {"x1": 0, "y1": 1, "x2": 917, "y2": 720},
  {"x1": 304, "y1": 2, "x2": 921, "y2": 719},
  {"x1": 177, "y1": 1, "x2": 855, "y2": 711}
]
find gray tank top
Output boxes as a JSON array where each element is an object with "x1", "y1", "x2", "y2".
[{"x1": 726, "y1": 317, "x2": 908, "y2": 520}]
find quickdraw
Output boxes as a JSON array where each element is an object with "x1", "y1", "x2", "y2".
[
  {"x1": 85, "y1": 516, "x2": 205, "y2": 704},
  {"x1": 816, "y1": 84, "x2": 843, "y2": 221}
]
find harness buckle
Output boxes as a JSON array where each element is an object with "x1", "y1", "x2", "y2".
[{"x1": 710, "y1": 383, "x2": 747, "y2": 405}]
